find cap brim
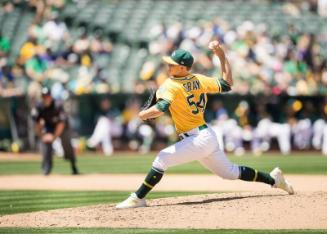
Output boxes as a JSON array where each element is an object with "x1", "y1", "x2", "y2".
[{"x1": 162, "y1": 56, "x2": 179, "y2": 65}]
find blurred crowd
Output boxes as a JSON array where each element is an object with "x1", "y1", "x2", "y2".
[
  {"x1": 142, "y1": 19, "x2": 327, "y2": 95},
  {"x1": 0, "y1": 0, "x2": 113, "y2": 100},
  {"x1": 139, "y1": 0, "x2": 327, "y2": 95},
  {"x1": 0, "y1": 1, "x2": 22, "y2": 98},
  {"x1": 0, "y1": 0, "x2": 326, "y2": 98}
]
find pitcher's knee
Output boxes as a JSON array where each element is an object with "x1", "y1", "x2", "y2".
[
  {"x1": 218, "y1": 164, "x2": 240, "y2": 180},
  {"x1": 152, "y1": 156, "x2": 168, "y2": 172}
]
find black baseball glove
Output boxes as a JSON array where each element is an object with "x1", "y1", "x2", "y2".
[
  {"x1": 140, "y1": 89, "x2": 157, "y2": 123},
  {"x1": 142, "y1": 89, "x2": 157, "y2": 110}
]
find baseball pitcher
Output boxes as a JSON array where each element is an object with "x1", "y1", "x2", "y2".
[{"x1": 116, "y1": 41, "x2": 294, "y2": 209}]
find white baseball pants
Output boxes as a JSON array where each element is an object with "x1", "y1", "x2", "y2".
[
  {"x1": 323, "y1": 125, "x2": 327, "y2": 155},
  {"x1": 312, "y1": 119, "x2": 325, "y2": 150},
  {"x1": 87, "y1": 116, "x2": 113, "y2": 156},
  {"x1": 255, "y1": 118, "x2": 291, "y2": 155},
  {"x1": 292, "y1": 119, "x2": 312, "y2": 150},
  {"x1": 153, "y1": 125, "x2": 240, "y2": 179}
]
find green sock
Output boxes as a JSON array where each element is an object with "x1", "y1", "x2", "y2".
[
  {"x1": 239, "y1": 166, "x2": 275, "y2": 186},
  {"x1": 135, "y1": 167, "x2": 164, "y2": 199}
]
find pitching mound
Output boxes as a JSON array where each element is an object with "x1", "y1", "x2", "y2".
[{"x1": 0, "y1": 191, "x2": 326, "y2": 229}]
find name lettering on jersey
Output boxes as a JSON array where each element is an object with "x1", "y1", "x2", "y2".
[{"x1": 183, "y1": 80, "x2": 200, "y2": 92}]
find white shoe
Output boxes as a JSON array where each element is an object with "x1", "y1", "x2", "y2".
[
  {"x1": 115, "y1": 193, "x2": 147, "y2": 209},
  {"x1": 270, "y1": 167, "x2": 294, "y2": 195}
]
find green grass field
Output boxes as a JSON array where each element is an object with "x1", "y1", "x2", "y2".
[
  {"x1": 0, "y1": 190, "x2": 208, "y2": 215},
  {"x1": 2, "y1": 190, "x2": 326, "y2": 234},
  {"x1": 0, "y1": 152, "x2": 326, "y2": 175},
  {"x1": 0, "y1": 152, "x2": 326, "y2": 233}
]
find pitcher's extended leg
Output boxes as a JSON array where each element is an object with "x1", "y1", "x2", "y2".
[{"x1": 199, "y1": 149, "x2": 294, "y2": 194}]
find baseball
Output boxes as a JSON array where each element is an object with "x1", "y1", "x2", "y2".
[{"x1": 208, "y1": 40, "x2": 220, "y2": 50}]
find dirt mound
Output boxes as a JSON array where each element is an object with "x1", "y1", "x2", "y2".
[{"x1": 1, "y1": 191, "x2": 326, "y2": 229}]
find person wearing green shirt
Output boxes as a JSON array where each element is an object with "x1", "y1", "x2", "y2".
[{"x1": 0, "y1": 33, "x2": 10, "y2": 56}]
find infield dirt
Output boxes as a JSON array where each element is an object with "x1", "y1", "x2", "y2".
[
  {"x1": 0, "y1": 191, "x2": 326, "y2": 229},
  {"x1": 0, "y1": 174, "x2": 326, "y2": 229}
]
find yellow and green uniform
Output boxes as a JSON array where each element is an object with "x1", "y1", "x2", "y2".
[
  {"x1": 156, "y1": 73, "x2": 230, "y2": 134},
  {"x1": 131, "y1": 49, "x2": 278, "y2": 202}
]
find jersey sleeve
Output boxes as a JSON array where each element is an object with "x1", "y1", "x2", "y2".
[
  {"x1": 197, "y1": 74, "x2": 231, "y2": 94},
  {"x1": 156, "y1": 81, "x2": 176, "y2": 103},
  {"x1": 196, "y1": 74, "x2": 221, "y2": 93}
]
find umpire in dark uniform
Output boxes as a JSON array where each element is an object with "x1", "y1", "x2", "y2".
[{"x1": 31, "y1": 87, "x2": 79, "y2": 175}]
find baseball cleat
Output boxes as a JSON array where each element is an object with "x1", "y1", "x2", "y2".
[
  {"x1": 270, "y1": 167, "x2": 294, "y2": 195},
  {"x1": 115, "y1": 193, "x2": 147, "y2": 209}
]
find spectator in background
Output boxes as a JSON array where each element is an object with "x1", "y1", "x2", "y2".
[
  {"x1": 0, "y1": 65, "x2": 23, "y2": 97},
  {"x1": 28, "y1": 0, "x2": 46, "y2": 22},
  {"x1": 90, "y1": 32, "x2": 113, "y2": 55},
  {"x1": 0, "y1": 65, "x2": 14, "y2": 88},
  {"x1": 0, "y1": 31, "x2": 24, "y2": 97},
  {"x1": 0, "y1": 33, "x2": 10, "y2": 58},
  {"x1": 1, "y1": 1, "x2": 14, "y2": 14},
  {"x1": 28, "y1": 0, "x2": 65, "y2": 23},
  {"x1": 25, "y1": 45, "x2": 48, "y2": 82},
  {"x1": 73, "y1": 32, "x2": 90, "y2": 54},
  {"x1": 42, "y1": 14, "x2": 69, "y2": 48},
  {"x1": 19, "y1": 37, "x2": 38, "y2": 64},
  {"x1": 28, "y1": 23, "x2": 46, "y2": 45},
  {"x1": 92, "y1": 67, "x2": 111, "y2": 93}
]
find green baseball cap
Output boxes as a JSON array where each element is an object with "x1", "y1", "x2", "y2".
[{"x1": 162, "y1": 49, "x2": 194, "y2": 68}]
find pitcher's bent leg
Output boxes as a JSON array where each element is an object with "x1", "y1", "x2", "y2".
[{"x1": 136, "y1": 133, "x2": 212, "y2": 199}]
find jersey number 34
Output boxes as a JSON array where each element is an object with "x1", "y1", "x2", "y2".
[{"x1": 186, "y1": 93, "x2": 206, "y2": 114}]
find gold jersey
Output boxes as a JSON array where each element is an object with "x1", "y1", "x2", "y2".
[{"x1": 156, "y1": 73, "x2": 223, "y2": 134}]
